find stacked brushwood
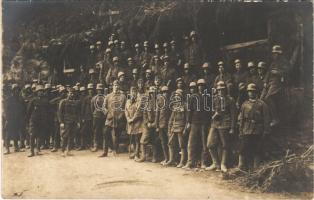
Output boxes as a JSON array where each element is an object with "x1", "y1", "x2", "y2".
[{"x1": 225, "y1": 145, "x2": 313, "y2": 193}]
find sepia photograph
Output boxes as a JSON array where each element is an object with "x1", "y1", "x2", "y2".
[{"x1": 1, "y1": 0, "x2": 313, "y2": 199}]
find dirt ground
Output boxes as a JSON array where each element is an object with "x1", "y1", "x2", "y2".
[{"x1": 1, "y1": 149, "x2": 312, "y2": 199}]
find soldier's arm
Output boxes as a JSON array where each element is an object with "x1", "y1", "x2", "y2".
[
  {"x1": 105, "y1": 68, "x2": 112, "y2": 86},
  {"x1": 229, "y1": 98, "x2": 237, "y2": 132},
  {"x1": 125, "y1": 101, "x2": 131, "y2": 122},
  {"x1": 262, "y1": 101, "x2": 271, "y2": 135},
  {"x1": 168, "y1": 111, "x2": 174, "y2": 133},
  {"x1": 58, "y1": 99, "x2": 65, "y2": 124},
  {"x1": 238, "y1": 103, "x2": 245, "y2": 135},
  {"x1": 26, "y1": 99, "x2": 34, "y2": 121}
]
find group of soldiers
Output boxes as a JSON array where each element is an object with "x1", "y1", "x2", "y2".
[{"x1": 3, "y1": 30, "x2": 290, "y2": 172}]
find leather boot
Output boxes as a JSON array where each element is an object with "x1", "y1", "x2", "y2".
[
  {"x1": 136, "y1": 145, "x2": 146, "y2": 162},
  {"x1": 176, "y1": 149, "x2": 186, "y2": 168},
  {"x1": 206, "y1": 149, "x2": 220, "y2": 171},
  {"x1": 160, "y1": 143, "x2": 169, "y2": 165},
  {"x1": 164, "y1": 147, "x2": 175, "y2": 166},
  {"x1": 151, "y1": 145, "x2": 158, "y2": 163},
  {"x1": 4, "y1": 145, "x2": 10, "y2": 155},
  {"x1": 220, "y1": 150, "x2": 228, "y2": 173},
  {"x1": 201, "y1": 151, "x2": 208, "y2": 169},
  {"x1": 134, "y1": 143, "x2": 140, "y2": 160}
]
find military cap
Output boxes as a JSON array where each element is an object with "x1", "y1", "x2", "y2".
[
  {"x1": 114, "y1": 40, "x2": 119, "y2": 44},
  {"x1": 197, "y1": 79, "x2": 206, "y2": 85},
  {"x1": 127, "y1": 57, "x2": 133, "y2": 62},
  {"x1": 272, "y1": 45, "x2": 282, "y2": 54},
  {"x1": 96, "y1": 41, "x2": 102, "y2": 45},
  {"x1": 132, "y1": 68, "x2": 138, "y2": 74},
  {"x1": 75, "y1": 82, "x2": 80, "y2": 87},
  {"x1": 202, "y1": 62, "x2": 210, "y2": 68},
  {"x1": 96, "y1": 84, "x2": 103, "y2": 90},
  {"x1": 238, "y1": 82, "x2": 246, "y2": 90},
  {"x1": 79, "y1": 86, "x2": 86, "y2": 92},
  {"x1": 113, "y1": 56, "x2": 119, "y2": 62},
  {"x1": 89, "y1": 68, "x2": 95, "y2": 74},
  {"x1": 134, "y1": 43, "x2": 139, "y2": 48},
  {"x1": 113, "y1": 80, "x2": 119, "y2": 86},
  {"x1": 176, "y1": 77, "x2": 183, "y2": 83},
  {"x1": 148, "y1": 86, "x2": 156, "y2": 93},
  {"x1": 154, "y1": 44, "x2": 159, "y2": 49},
  {"x1": 217, "y1": 61, "x2": 224, "y2": 66},
  {"x1": 153, "y1": 55, "x2": 159, "y2": 60},
  {"x1": 44, "y1": 83, "x2": 52, "y2": 89},
  {"x1": 118, "y1": 71, "x2": 125, "y2": 78},
  {"x1": 56, "y1": 84, "x2": 62, "y2": 89},
  {"x1": 247, "y1": 83, "x2": 257, "y2": 91},
  {"x1": 32, "y1": 79, "x2": 38, "y2": 83},
  {"x1": 87, "y1": 83, "x2": 94, "y2": 89},
  {"x1": 145, "y1": 69, "x2": 152, "y2": 74},
  {"x1": 170, "y1": 40, "x2": 175, "y2": 45},
  {"x1": 161, "y1": 86, "x2": 169, "y2": 92},
  {"x1": 90, "y1": 45, "x2": 95, "y2": 49},
  {"x1": 11, "y1": 83, "x2": 18, "y2": 90},
  {"x1": 247, "y1": 61, "x2": 255, "y2": 68},
  {"x1": 175, "y1": 89, "x2": 183, "y2": 96},
  {"x1": 189, "y1": 82, "x2": 197, "y2": 87},
  {"x1": 184, "y1": 63, "x2": 190, "y2": 69},
  {"x1": 234, "y1": 59, "x2": 240, "y2": 64},
  {"x1": 105, "y1": 48, "x2": 111, "y2": 53},
  {"x1": 24, "y1": 84, "x2": 31, "y2": 89},
  {"x1": 163, "y1": 55, "x2": 169, "y2": 60},
  {"x1": 163, "y1": 42, "x2": 168, "y2": 48},
  {"x1": 190, "y1": 30, "x2": 197, "y2": 37},
  {"x1": 143, "y1": 41, "x2": 149, "y2": 47},
  {"x1": 73, "y1": 85, "x2": 79, "y2": 91},
  {"x1": 120, "y1": 41, "x2": 125, "y2": 45},
  {"x1": 108, "y1": 41, "x2": 114, "y2": 46},
  {"x1": 36, "y1": 85, "x2": 44, "y2": 92},
  {"x1": 258, "y1": 61, "x2": 266, "y2": 69},
  {"x1": 216, "y1": 81, "x2": 226, "y2": 90}
]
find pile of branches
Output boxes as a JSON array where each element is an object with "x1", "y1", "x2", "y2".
[{"x1": 226, "y1": 145, "x2": 313, "y2": 193}]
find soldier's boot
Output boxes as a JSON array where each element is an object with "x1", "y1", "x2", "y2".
[
  {"x1": 4, "y1": 145, "x2": 10, "y2": 155},
  {"x1": 160, "y1": 143, "x2": 169, "y2": 165},
  {"x1": 28, "y1": 147, "x2": 35, "y2": 157},
  {"x1": 176, "y1": 149, "x2": 186, "y2": 168},
  {"x1": 164, "y1": 148, "x2": 175, "y2": 166},
  {"x1": 182, "y1": 161, "x2": 193, "y2": 170},
  {"x1": 201, "y1": 151, "x2": 208, "y2": 169},
  {"x1": 205, "y1": 149, "x2": 220, "y2": 171},
  {"x1": 253, "y1": 156, "x2": 261, "y2": 170},
  {"x1": 151, "y1": 145, "x2": 158, "y2": 163},
  {"x1": 136, "y1": 145, "x2": 146, "y2": 162},
  {"x1": 129, "y1": 144, "x2": 135, "y2": 159},
  {"x1": 237, "y1": 155, "x2": 245, "y2": 171},
  {"x1": 134, "y1": 143, "x2": 140, "y2": 160},
  {"x1": 220, "y1": 150, "x2": 228, "y2": 173},
  {"x1": 14, "y1": 140, "x2": 20, "y2": 152},
  {"x1": 28, "y1": 137, "x2": 35, "y2": 157}
]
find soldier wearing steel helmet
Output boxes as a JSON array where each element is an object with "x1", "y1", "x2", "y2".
[
  {"x1": 238, "y1": 83, "x2": 270, "y2": 171},
  {"x1": 133, "y1": 43, "x2": 141, "y2": 67},
  {"x1": 206, "y1": 81, "x2": 237, "y2": 173},
  {"x1": 160, "y1": 55, "x2": 176, "y2": 90},
  {"x1": 27, "y1": 85, "x2": 50, "y2": 157},
  {"x1": 201, "y1": 62, "x2": 215, "y2": 91},
  {"x1": 140, "y1": 41, "x2": 152, "y2": 66},
  {"x1": 246, "y1": 61, "x2": 260, "y2": 89},
  {"x1": 105, "y1": 56, "x2": 125, "y2": 86},
  {"x1": 182, "y1": 63, "x2": 197, "y2": 90},
  {"x1": 188, "y1": 31, "x2": 203, "y2": 70}
]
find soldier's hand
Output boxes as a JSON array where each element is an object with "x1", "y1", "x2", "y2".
[{"x1": 186, "y1": 123, "x2": 191, "y2": 130}]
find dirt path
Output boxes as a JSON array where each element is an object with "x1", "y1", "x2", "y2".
[{"x1": 2, "y1": 150, "x2": 311, "y2": 199}]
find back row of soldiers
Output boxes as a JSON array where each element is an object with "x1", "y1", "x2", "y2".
[{"x1": 3, "y1": 30, "x2": 290, "y2": 172}]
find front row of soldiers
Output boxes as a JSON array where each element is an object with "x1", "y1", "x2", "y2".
[{"x1": 4, "y1": 76, "x2": 270, "y2": 172}]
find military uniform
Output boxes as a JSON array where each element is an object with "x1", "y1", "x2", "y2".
[
  {"x1": 80, "y1": 91, "x2": 93, "y2": 149},
  {"x1": 91, "y1": 92, "x2": 105, "y2": 151},
  {"x1": 102, "y1": 91, "x2": 127, "y2": 155}
]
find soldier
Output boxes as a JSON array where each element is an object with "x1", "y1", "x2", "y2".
[
  {"x1": 160, "y1": 55, "x2": 176, "y2": 90},
  {"x1": 201, "y1": 62, "x2": 215, "y2": 91},
  {"x1": 246, "y1": 61, "x2": 260, "y2": 88},
  {"x1": 78, "y1": 66, "x2": 88, "y2": 86},
  {"x1": 91, "y1": 84, "x2": 105, "y2": 152},
  {"x1": 20, "y1": 84, "x2": 33, "y2": 149},
  {"x1": 184, "y1": 79, "x2": 210, "y2": 169},
  {"x1": 131, "y1": 68, "x2": 139, "y2": 87},
  {"x1": 214, "y1": 61, "x2": 233, "y2": 95},
  {"x1": 156, "y1": 86, "x2": 171, "y2": 165},
  {"x1": 256, "y1": 61, "x2": 267, "y2": 93},
  {"x1": 87, "y1": 45, "x2": 97, "y2": 69},
  {"x1": 150, "y1": 55, "x2": 161, "y2": 75},
  {"x1": 120, "y1": 41, "x2": 131, "y2": 66},
  {"x1": 105, "y1": 56, "x2": 124, "y2": 86},
  {"x1": 182, "y1": 63, "x2": 197, "y2": 90},
  {"x1": 163, "y1": 42, "x2": 169, "y2": 57},
  {"x1": 188, "y1": 31, "x2": 203, "y2": 70},
  {"x1": 27, "y1": 85, "x2": 50, "y2": 157},
  {"x1": 4, "y1": 84, "x2": 24, "y2": 154},
  {"x1": 125, "y1": 86, "x2": 142, "y2": 159},
  {"x1": 126, "y1": 57, "x2": 136, "y2": 80},
  {"x1": 58, "y1": 88, "x2": 81, "y2": 156},
  {"x1": 232, "y1": 59, "x2": 248, "y2": 97},
  {"x1": 133, "y1": 43, "x2": 141, "y2": 67},
  {"x1": 117, "y1": 71, "x2": 129, "y2": 94},
  {"x1": 95, "y1": 41, "x2": 103, "y2": 62},
  {"x1": 140, "y1": 41, "x2": 152, "y2": 66},
  {"x1": 108, "y1": 40, "x2": 114, "y2": 52},
  {"x1": 169, "y1": 40, "x2": 182, "y2": 67},
  {"x1": 112, "y1": 39, "x2": 120, "y2": 57},
  {"x1": 50, "y1": 86, "x2": 68, "y2": 152},
  {"x1": 238, "y1": 83, "x2": 270, "y2": 170},
  {"x1": 43, "y1": 83, "x2": 54, "y2": 149},
  {"x1": 136, "y1": 86, "x2": 158, "y2": 163},
  {"x1": 100, "y1": 80, "x2": 127, "y2": 157},
  {"x1": 99, "y1": 48, "x2": 113, "y2": 85},
  {"x1": 182, "y1": 35, "x2": 190, "y2": 64},
  {"x1": 150, "y1": 43, "x2": 162, "y2": 66},
  {"x1": 79, "y1": 83, "x2": 94, "y2": 150},
  {"x1": 206, "y1": 81, "x2": 237, "y2": 172},
  {"x1": 166, "y1": 89, "x2": 188, "y2": 167},
  {"x1": 236, "y1": 82, "x2": 248, "y2": 110},
  {"x1": 144, "y1": 69, "x2": 154, "y2": 92}
]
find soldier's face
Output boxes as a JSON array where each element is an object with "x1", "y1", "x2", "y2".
[
  {"x1": 154, "y1": 79, "x2": 160, "y2": 86},
  {"x1": 164, "y1": 61, "x2": 169, "y2": 67},
  {"x1": 96, "y1": 89, "x2": 102, "y2": 95},
  {"x1": 119, "y1": 75, "x2": 125, "y2": 82},
  {"x1": 249, "y1": 67, "x2": 257, "y2": 74},
  {"x1": 184, "y1": 69, "x2": 189, "y2": 74},
  {"x1": 218, "y1": 65, "x2": 224, "y2": 73},
  {"x1": 235, "y1": 63, "x2": 241, "y2": 71},
  {"x1": 177, "y1": 82, "x2": 183, "y2": 89},
  {"x1": 113, "y1": 84, "x2": 119, "y2": 92},
  {"x1": 171, "y1": 45, "x2": 175, "y2": 50},
  {"x1": 114, "y1": 60, "x2": 119, "y2": 66},
  {"x1": 130, "y1": 88, "x2": 137, "y2": 98},
  {"x1": 217, "y1": 88, "x2": 226, "y2": 96},
  {"x1": 190, "y1": 87, "x2": 196, "y2": 94},
  {"x1": 258, "y1": 68, "x2": 265, "y2": 75},
  {"x1": 120, "y1": 44, "x2": 125, "y2": 49},
  {"x1": 68, "y1": 91, "x2": 74, "y2": 99},
  {"x1": 132, "y1": 73, "x2": 138, "y2": 79},
  {"x1": 198, "y1": 85, "x2": 204, "y2": 93},
  {"x1": 191, "y1": 36, "x2": 196, "y2": 42},
  {"x1": 272, "y1": 53, "x2": 279, "y2": 60},
  {"x1": 128, "y1": 61, "x2": 133, "y2": 66},
  {"x1": 146, "y1": 73, "x2": 151, "y2": 79},
  {"x1": 88, "y1": 90, "x2": 94, "y2": 96},
  {"x1": 248, "y1": 91, "x2": 256, "y2": 99},
  {"x1": 203, "y1": 69, "x2": 208, "y2": 74}
]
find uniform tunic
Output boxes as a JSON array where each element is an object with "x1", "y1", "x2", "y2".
[{"x1": 125, "y1": 99, "x2": 143, "y2": 135}]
